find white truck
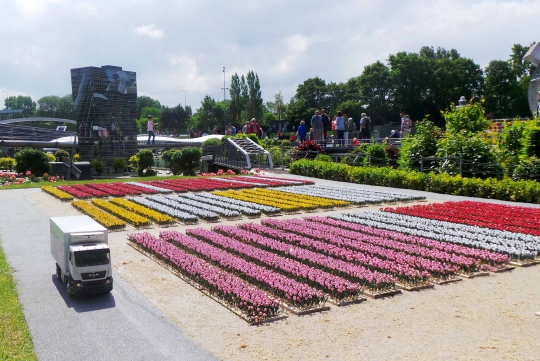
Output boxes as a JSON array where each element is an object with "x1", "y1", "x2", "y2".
[{"x1": 51, "y1": 216, "x2": 113, "y2": 297}]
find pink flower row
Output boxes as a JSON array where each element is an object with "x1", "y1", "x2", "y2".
[
  {"x1": 249, "y1": 220, "x2": 429, "y2": 285},
  {"x1": 315, "y1": 216, "x2": 509, "y2": 266},
  {"x1": 216, "y1": 224, "x2": 396, "y2": 291},
  {"x1": 127, "y1": 232, "x2": 280, "y2": 323},
  {"x1": 185, "y1": 227, "x2": 361, "y2": 301},
  {"x1": 159, "y1": 230, "x2": 325, "y2": 309},
  {"x1": 57, "y1": 182, "x2": 158, "y2": 199}
]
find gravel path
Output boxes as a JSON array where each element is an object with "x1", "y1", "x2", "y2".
[{"x1": 0, "y1": 189, "x2": 216, "y2": 361}]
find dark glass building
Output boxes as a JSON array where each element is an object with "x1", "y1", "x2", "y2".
[{"x1": 71, "y1": 65, "x2": 138, "y2": 167}]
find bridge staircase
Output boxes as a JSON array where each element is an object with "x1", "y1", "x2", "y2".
[{"x1": 213, "y1": 138, "x2": 273, "y2": 170}]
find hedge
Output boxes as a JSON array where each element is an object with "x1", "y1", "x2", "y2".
[{"x1": 290, "y1": 160, "x2": 540, "y2": 204}]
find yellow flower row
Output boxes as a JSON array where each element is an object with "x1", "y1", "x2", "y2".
[
  {"x1": 42, "y1": 186, "x2": 74, "y2": 201},
  {"x1": 109, "y1": 198, "x2": 176, "y2": 225},
  {"x1": 213, "y1": 188, "x2": 349, "y2": 212},
  {"x1": 92, "y1": 199, "x2": 151, "y2": 228},
  {"x1": 72, "y1": 200, "x2": 126, "y2": 230}
]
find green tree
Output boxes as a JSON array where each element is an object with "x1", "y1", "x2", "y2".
[
  {"x1": 136, "y1": 149, "x2": 155, "y2": 176},
  {"x1": 246, "y1": 71, "x2": 263, "y2": 121},
  {"x1": 136, "y1": 96, "x2": 161, "y2": 118},
  {"x1": 358, "y1": 61, "x2": 393, "y2": 124},
  {"x1": 442, "y1": 101, "x2": 489, "y2": 135},
  {"x1": 57, "y1": 94, "x2": 76, "y2": 119},
  {"x1": 36, "y1": 95, "x2": 60, "y2": 117},
  {"x1": 4, "y1": 96, "x2": 36, "y2": 118},
  {"x1": 398, "y1": 120, "x2": 442, "y2": 170}
]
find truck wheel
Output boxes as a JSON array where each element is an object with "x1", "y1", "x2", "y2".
[{"x1": 56, "y1": 264, "x2": 62, "y2": 282}]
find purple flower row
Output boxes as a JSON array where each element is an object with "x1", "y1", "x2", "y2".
[
  {"x1": 219, "y1": 224, "x2": 396, "y2": 291},
  {"x1": 185, "y1": 227, "x2": 361, "y2": 300},
  {"x1": 258, "y1": 219, "x2": 428, "y2": 285},
  {"x1": 127, "y1": 232, "x2": 280, "y2": 323},
  {"x1": 284, "y1": 218, "x2": 463, "y2": 278},
  {"x1": 159, "y1": 230, "x2": 326, "y2": 309},
  {"x1": 318, "y1": 216, "x2": 509, "y2": 267}
]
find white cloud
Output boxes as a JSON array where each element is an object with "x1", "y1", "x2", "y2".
[{"x1": 134, "y1": 23, "x2": 165, "y2": 39}]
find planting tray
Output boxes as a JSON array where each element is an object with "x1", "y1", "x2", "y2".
[
  {"x1": 459, "y1": 271, "x2": 490, "y2": 279},
  {"x1": 509, "y1": 260, "x2": 540, "y2": 268},
  {"x1": 278, "y1": 302, "x2": 330, "y2": 316},
  {"x1": 363, "y1": 289, "x2": 402, "y2": 299},
  {"x1": 327, "y1": 297, "x2": 367, "y2": 307},
  {"x1": 431, "y1": 277, "x2": 462, "y2": 285},
  {"x1": 397, "y1": 283, "x2": 435, "y2": 292},
  {"x1": 492, "y1": 265, "x2": 515, "y2": 273}
]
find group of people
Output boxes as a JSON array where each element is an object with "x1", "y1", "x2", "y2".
[{"x1": 308, "y1": 109, "x2": 373, "y2": 146}]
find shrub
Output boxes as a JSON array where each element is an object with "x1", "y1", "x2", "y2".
[
  {"x1": 512, "y1": 157, "x2": 540, "y2": 181},
  {"x1": 112, "y1": 158, "x2": 127, "y2": 173},
  {"x1": 0, "y1": 157, "x2": 16, "y2": 171},
  {"x1": 175, "y1": 147, "x2": 202, "y2": 176},
  {"x1": 15, "y1": 149, "x2": 52, "y2": 177},
  {"x1": 73, "y1": 153, "x2": 81, "y2": 162},
  {"x1": 442, "y1": 100, "x2": 489, "y2": 135},
  {"x1": 290, "y1": 160, "x2": 540, "y2": 204},
  {"x1": 45, "y1": 153, "x2": 56, "y2": 162},
  {"x1": 398, "y1": 120, "x2": 442, "y2": 171},
  {"x1": 236, "y1": 133, "x2": 259, "y2": 144},
  {"x1": 314, "y1": 154, "x2": 333, "y2": 162},
  {"x1": 91, "y1": 159, "x2": 105, "y2": 175},
  {"x1": 129, "y1": 154, "x2": 139, "y2": 172},
  {"x1": 54, "y1": 149, "x2": 70, "y2": 162},
  {"x1": 137, "y1": 149, "x2": 155, "y2": 176},
  {"x1": 364, "y1": 143, "x2": 388, "y2": 167},
  {"x1": 341, "y1": 144, "x2": 369, "y2": 166},
  {"x1": 201, "y1": 138, "x2": 222, "y2": 155},
  {"x1": 521, "y1": 122, "x2": 540, "y2": 159},
  {"x1": 145, "y1": 169, "x2": 157, "y2": 176}
]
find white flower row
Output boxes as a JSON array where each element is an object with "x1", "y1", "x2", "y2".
[
  {"x1": 276, "y1": 185, "x2": 425, "y2": 204},
  {"x1": 235, "y1": 176, "x2": 304, "y2": 185},
  {"x1": 179, "y1": 192, "x2": 261, "y2": 217},
  {"x1": 128, "y1": 197, "x2": 198, "y2": 223},
  {"x1": 210, "y1": 177, "x2": 269, "y2": 187},
  {"x1": 172, "y1": 195, "x2": 241, "y2": 218},
  {"x1": 330, "y1": 211, "x2": 540, "y2": 260},
  {"x1": 203, "y1": 193, "x2": 281, "y2": 215},
  {"x1": 148, "y1": 195, "x2": 220, "y2": 221},
  {"x1": 126, "y1": 182, "x2": 174, "y2": 193}
]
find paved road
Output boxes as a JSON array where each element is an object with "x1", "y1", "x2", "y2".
[{"x1": 0, "y1": 189, "x2": 216, "y2": 361}]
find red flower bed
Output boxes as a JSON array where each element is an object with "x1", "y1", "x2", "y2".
[
  {"x1": 57, "y1": 185, "x2": 92, "y2": 199},
  {"x1": 85, "y1": 183, "x2": 129, "y2": 197},
  {"x1": 383, "y1": 201, "x2": 540, "y2": 236}
]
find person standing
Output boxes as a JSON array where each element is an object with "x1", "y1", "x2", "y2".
[
  {"x1": 147, "y1": 115, "x2": 155, "y2": 144},
  {"x1": 297, "y1": 120, "x2": 307, "y2": 143},
  {"x1": 400, "y1": 112, "x2": 412, "y2": 138},
  {"x1": 345, "y1": 117, "x2": 355, "y2": 145},
  {"x1": 335, "y1": 111, "x2": 346, "y2": 146},
  {"x1": 310, "y1": 110, "x2": 323, "y2": 143},
  {"x1": 360, "y1": 113, "x2": 371, "y2": 141},
  {"x1": 321, "y1": 109, "x2": 330, "y2": 145}
]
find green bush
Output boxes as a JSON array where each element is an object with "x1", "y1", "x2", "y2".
[
  {"x1": 521, "y1": 123, "x2": 540, "y2": 159},
  {"x1": 15, "y1": 149, "x2": 52, "y2": 177},
  {"x1": 314, "y1": 154, "x2": 333, "y2": 162},
  {"x1": 201, "y1": 138, "x2": 222, "y2": 155},
  {"x1": 137, "y1": 149, "x2": 155, "y2": 176},
  {"x1": 436, "y1": 133, "x2": 502, "y2": 179},
  {"x1": 91, "y1": 159, "x2": 105, "y2": 175},
  {"x1": 341, "y1": 144, "x2": 369, "y2": 166},
  {"x1": 512, "y1": 157, "x2": 540, "y2": 181},
  {"x1": 73, "y1": 153, "x2": 81, "y2": 162},
  {"x1": 145, "y1": 169, "x2": 157, "y2": 176},
  {"x1": 398, "y1": 120, "x2": 442, "y2": 171},
  {"x1": 112, "y1": 158, "x2": 127, "y2": 173},
  {"x1": 290, "y1": 160, "x2": 540, "y2": 204},
  {"x1": 0, "y1": 157, "x2": 16, "y2": 171},
  {"x1": 364, "y1": 144, "x2": 388, "y2": 167},
  {"x1": 164, "y1": 147, "x2": 202, "y2": 176},
  {"x1": 442, "y1": 100, "x2": 489, "y2": 135},
  {"x1": 235, "y1": 133, "x2": 259, "y2": 144},
  {"x1": 45, "y1": 153, "x2": 56, "y2": 162},
  {"x1": 54, "y1": 149, "x2": 70, "y2": 162}
]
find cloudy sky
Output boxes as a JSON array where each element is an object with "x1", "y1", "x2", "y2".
[{"x1": 0, "y1": 0, "x2": 538, "y2": 111}]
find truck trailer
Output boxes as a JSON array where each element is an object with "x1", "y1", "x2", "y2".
[{"x1": 50, "y1": 216, "x2": 113, "y2": 297}]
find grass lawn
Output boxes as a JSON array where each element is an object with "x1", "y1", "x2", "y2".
[{"x1": 0, "y1": 242, "x2": 37, "y2": 360}]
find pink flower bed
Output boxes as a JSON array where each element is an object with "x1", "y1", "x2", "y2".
[
  {"x1": 57, "y1": 185, "x2": 92, "y2": 199},
  {"x1": 127, "y1": 232, "x2": 280, "y2": 324}
]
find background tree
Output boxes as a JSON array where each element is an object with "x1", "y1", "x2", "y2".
[
  {"x1": 136, "y1": 96, "x2": 161, "y2": 119},
  {"x1": 4, "y1": 95, "x2": 36, "y2": 118},
  {"x1": 246, "y1": 71, "x2": 263, "y2": 121}
]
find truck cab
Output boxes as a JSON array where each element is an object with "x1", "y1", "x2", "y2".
[{"x1": 51, "y1": 216, "x2": 113, "y2": 298}]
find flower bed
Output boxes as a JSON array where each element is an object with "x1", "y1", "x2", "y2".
[
  {"x1": 225, "y1": 223, "x2": 396, "y2": 292},
  {"x1": 85, "y1": 183, "x2": 129, "y2": 197},
  {"x1": 312, "y1": 216, "x2": 508, "y2": 271},
  {"x1": 179, "y1": 193, "x2": 262, "y2": 217},
  {"x1": 159, "y1": 230, "x2": 327, "y2": 310},
  {"x1": 333, "y1": 211, "x2": 535, "y2": 261},
  {"x1": 70, "y1": 184, "x2": 108, "y2": 198},
  {"x1": 128, "y1": 232, "x2": 281, "y2": 324},
  {"x1": 72, "y1": 200, "x2": 126, "y2": 230},
  {"x1": 109, "y1": 198, "x2": 176, "y2": 225},
  {"x1": 175, "y1": 195, "x2": 241, "y2": 219},
  {"x1": 213, "y1": 188, "x2": 349, "y2": 212},
  {"x1": 57, "y1": 185, "x2": 92, "y2": 199},
  {"x1": 128, "y1": 197, "x2": 198, "y2": 224},
  {"x1": 201, "y1": 193, "x2": 280, "y2": 215},
  {"x1": 148, "y1": 195, "x2": 220, "y2": 222},
  {"x1": 234, "y1": 176, "x2": 305, "y2": 186},
  {"x1": 383, "y1": 201, "x2": 540, "y2": 236},
  {"x1": 253, "y1": 175, "x2": 315, "y2": 185},
  {"x1": 42, "y1": 186, "x2": 74, "y2": 201},
  {"x1": 92, "y1": 199, "x2": 151, "y2": 227},
  {"x1": 276, "y1": 185, "x2": 425, "y2": 205},
  {"x1": 186, "y1": 228, "x2": 361, "y2": 301},
  {"x1": 126, "y1": 182, "x2": 174, "y2": 193}
]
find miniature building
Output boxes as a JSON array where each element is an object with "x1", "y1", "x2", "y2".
[{"x1": 71, "y1": 65, "x2": 138, "y2": 166}]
